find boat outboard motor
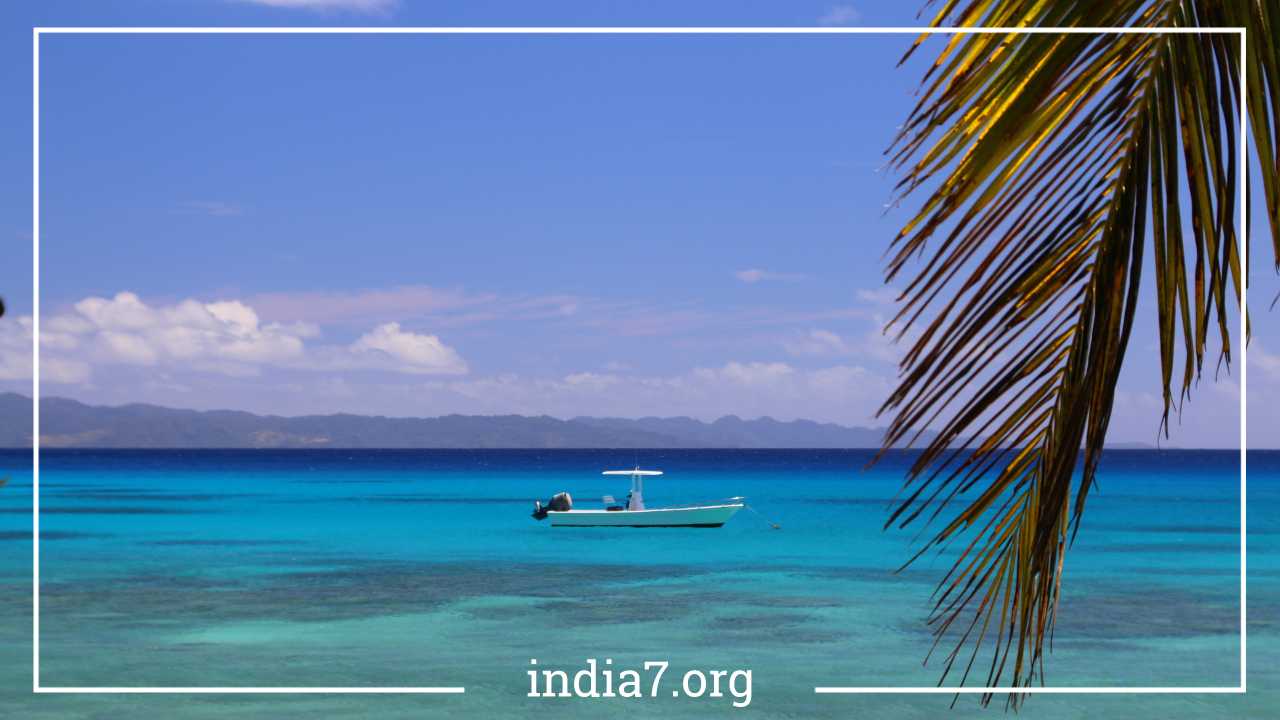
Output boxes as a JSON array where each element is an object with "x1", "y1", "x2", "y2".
[{"x1": 532, "y1": 491, "x2": 573, "y2": 520}]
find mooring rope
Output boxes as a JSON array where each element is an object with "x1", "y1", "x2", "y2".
[{"x1": 742, "y1": 502, "x2": 781, "y2": 530}]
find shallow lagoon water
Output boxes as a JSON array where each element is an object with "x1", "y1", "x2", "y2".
[{"x1": 0, "y1": 448, "x2": 1275, "y2": 718}]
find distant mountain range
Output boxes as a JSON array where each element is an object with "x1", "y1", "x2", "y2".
[
  {"x1": 0, "y1": 393, "x2": 903, "y2": 449},
  {"x1": 0, "y1": 393, "x2": 1156, "y2": 450}
]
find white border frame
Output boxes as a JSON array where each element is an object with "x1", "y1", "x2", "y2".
[{"x1": 30, "y1": 25, "x2": 1247, "y2": 698}]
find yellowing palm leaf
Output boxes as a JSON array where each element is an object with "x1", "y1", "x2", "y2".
[{"x1": 880, "y1": 0, "x2": 1277, "y2": 704}]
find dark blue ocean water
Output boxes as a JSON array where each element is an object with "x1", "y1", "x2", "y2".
[{"x1": 0, "y1": 448, "x2": 1274, "y2": 718}]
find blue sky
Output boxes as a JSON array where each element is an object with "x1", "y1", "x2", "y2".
[{"x1": 0, "y1": 1, "x2": 1273, "y2": 448}]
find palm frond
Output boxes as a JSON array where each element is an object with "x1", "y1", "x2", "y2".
[{"x1": 879, "y1": 0, "x2": 1277, "y2": 704}]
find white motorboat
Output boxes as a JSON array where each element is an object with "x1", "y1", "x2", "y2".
[{"x1": 531, "y1": 468, "x2": 743, "y2": 528}]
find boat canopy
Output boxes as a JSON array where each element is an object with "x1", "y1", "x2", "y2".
[{"x1": 602, "y1": 469, "x2": 663, "y2": 476}]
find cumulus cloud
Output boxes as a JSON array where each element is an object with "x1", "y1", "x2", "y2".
[
  {"x1": 66, "y1": 293, "x2": 309, "y2": 373},
  {"x1": 347, "y1": 322, "x2": 468, "y2": 375},
  {"x1": 0, "y1": 316, "x2": 92, "y2": 384},
  {"x1": 17, "y1": 292, "x2": 467, "y2": 383}
]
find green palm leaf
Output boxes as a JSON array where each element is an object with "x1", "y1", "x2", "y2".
[{"x1": 880, "y1": 0, "x2": 1277, "y2": 704}]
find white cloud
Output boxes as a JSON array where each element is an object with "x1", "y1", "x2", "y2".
[
  {"x1": 235, "y1": 0, "x2": 398, "y2": 13},
  {"x1": 74, "y1": 292, "x2": 155, "y2": 330},
  {"x1": 784, "y1": 329, "x2": 852, "y2": 357},
  {"x1": 348, "y1": 322, "x2": 468, "y2": 375},
  {"x1": 1246, "y1": 343, "x2": 1280, "y2": 448},
  {"x1": 0, "y1": 316, "x2": 93, "y2": 385},
  {"x1": 818, "y1": 5, "x2": 861, "y2": 26},
  {"x1": 22, "y1": 292, "x2": 467, "y2": 383},
  {"x1": 735, "y1": 268, "x2": 805, "y2": 284},
  {"x1": 99, "y1": 331, "x2": 159, "y2": 365},
  {"x1": 698, "y1": 361, "x2": 795, "y2": 386},
  {"x1": 563, "y1": 372, "x2": 621, "y2": 390},
  {"x1": 856, "y1": 287, "x2": 899, "y2": 306},
  {"x1": 1253, "y1": 343, "x2": 1280, "y2": 379},
  {"x1": 413, "y1": 361, "x2": 892, "y2": 426},
  {"x1": 0, "y1": 316, "x2": 33, "y2": 382},
  {"x1": 808, "y1": 364, "x2": 876, "y2": 393},
  {"x1": 43, "y1": 357, "x2": 93, "y2": 385},
  {"x1": 66, "y1": 293, "x2": 308, "y2": 372},
  {"x1": 783, "y1": 325, "x2": 902, "y2": 364}
]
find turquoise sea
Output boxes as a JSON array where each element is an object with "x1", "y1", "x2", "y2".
[{"x1": 0, "y1": 448, "x2": 1273, "y2": 718}]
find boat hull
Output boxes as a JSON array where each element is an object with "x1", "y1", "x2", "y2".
[{"x1": 547, "y1": 503, "x2": 743, "y2": 528}]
